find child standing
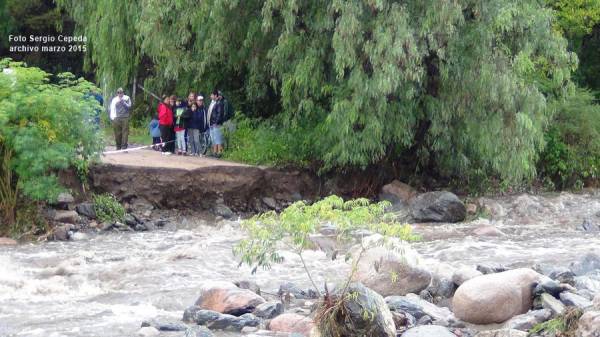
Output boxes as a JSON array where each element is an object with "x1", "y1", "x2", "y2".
[
  {"x1": 173, "y1": 98, "x2": 189, "y2": 155},
  {"x1": 148, "y1": 116, "x2": 161, "y2": 150}
]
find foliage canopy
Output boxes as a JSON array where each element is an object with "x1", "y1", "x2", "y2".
[{"x1": 58, "y1": 0, "x2": 577, "y2": 183}]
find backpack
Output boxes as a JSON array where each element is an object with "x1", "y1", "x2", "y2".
[{"x1": 222, "y1": 97, "x2": 234, "y2": 122}]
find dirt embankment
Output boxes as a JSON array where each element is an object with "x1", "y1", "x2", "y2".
[{"x1": 87, "y1": 150, "x2": 380, "y2": 213}]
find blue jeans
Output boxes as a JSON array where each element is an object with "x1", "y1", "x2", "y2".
[
  {"x1": 175, "y1": 130, "x2": 186, "y2": 152},
  {"x1": 188, "y1": 128, "x2": 201, "y2": 155}
]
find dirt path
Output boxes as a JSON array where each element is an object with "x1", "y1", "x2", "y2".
[{"x1": 100, "y1": 147, "x2": 250, "y2": 170}]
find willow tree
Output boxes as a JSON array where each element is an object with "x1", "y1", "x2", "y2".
[{"x1": 58, "y1": 0, "x2": 576, "y2": 183}]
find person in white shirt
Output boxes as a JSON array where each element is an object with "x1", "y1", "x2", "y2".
[{"x1": 109, "y1": 88, "x2": 132, "y2": 150}]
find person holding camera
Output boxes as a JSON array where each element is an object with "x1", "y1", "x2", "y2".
[{"x1": 109, "y1": 87, "x2": 132, "y2": 150}]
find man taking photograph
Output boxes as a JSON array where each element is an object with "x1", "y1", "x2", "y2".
[{"x1": 109, "y1": 87, "x2": 132, "y2": 150}]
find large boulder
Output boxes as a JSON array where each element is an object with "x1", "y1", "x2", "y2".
[
  {"x1": 352, "y1": 244, "x2": 431, "y2": 297},
  {"x1": 409, "y1": 191, "x2": 466, "y2": 223},
  {"x1": 322, "y1": 283, "x2": 395, "y2": 337},
  {"x1": 194, "y1": 281, "x2": 266, "y2": 316},
  {"x1": 401, "y1": 325, "x2": 454, "y2": 337},
  {"x1": 268, "y1": 313, "x2": 314, "y2": 336},
  {"x1": 577, "y1": 311, "x2": 600, "y2": 337},
  {"x1": 379, "y1": 180, "x2": 417, "y2": 208},
  {"x1": 452, "y1": 268, "x2": 541, "y2": 324}
]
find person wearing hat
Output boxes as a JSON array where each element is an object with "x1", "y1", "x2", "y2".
[
  {"x1": 109, "y1": 87, "x2": 132, "y2": 150},
  {"x1": 187, "y1": 95, "x2": 208, "y2": 156}
]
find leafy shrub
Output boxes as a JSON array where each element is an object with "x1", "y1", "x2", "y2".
[
  {"x1": 223, "y1": 114, "x2": 316, "y2": 167},
  {"x1": 234, "y1": 196, "x2": 419, "y2": 334},
  {"x1": 234, "y1": 195, "x2": 418, "y2": 293},
  {"x1": 0, "y1": 59, "x2": 102, "y2": 228},
  {"x1": 539, "y1": 89, "x2": 600, "y2": 189},
  {"x1": 93, "y1": 193, "x2": 125, "y2": 223}
]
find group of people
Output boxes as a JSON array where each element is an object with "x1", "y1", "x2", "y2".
[
  {"x1": 107, "y1": 86, "x2": 232, "y2": 156},
  {"x1": 149, "y1": 90, "x2": 231, "y2": 157}
]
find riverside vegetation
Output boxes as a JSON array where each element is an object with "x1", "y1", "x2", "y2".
[
  {"x1": 0, "y1": 59, "x2": 102, "y2": 235},
  {"x1": 1, "y1": 1, "x2": 600, "y2": 234}
]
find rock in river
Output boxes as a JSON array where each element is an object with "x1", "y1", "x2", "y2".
[
  {"x1": 559, "y1": 292, "x2": 593, "y2": 309},
  {"x1": 335, "y1": 283, "x2": 396, "y2": 337},
  {"x1": 268, "y1": 313, "x2": 315, "y2": 336},
  {"x1": 452, "y1": 266, "x2": 483, "y2": 286},
  {"x1": 379, "y1": 180, "x2": 417, "y2": 209},
  {"x1": 253, "y1": 301, "x2": 283, "y2": 319},
  {"x1": 352, "y1": 244, "x2": 431, "y2": 297},
  {"x1": 386, "y1": 293, "x2": 455, "y2": 325},
  {"x1": 409, "y1": 191, "x2": 466, "y2": 223},
  {"x1": 452, "y1": 268, "x2": 541, "y2": 324},
  {"x1": 184, "y1": 326, "x2": 214, "y2": 337},
  {"x1": 194, "y1": 281, "x2": 266, "y2": 316}
]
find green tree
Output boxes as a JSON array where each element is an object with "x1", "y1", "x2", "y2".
[
  {"x1": 58, "y1": 0, "x2": 576, "y2": 184},
  {"x1": 549, "y1": 0, "x2": 600, "y2": 38},
  {"x1": 0, "y1": 59, "x2": 102, "y2": 230},
  {"x1": 539, "y1": 88, "x2": 600, "y2": 189},
  {"x1": 547, "y1": 0, "x2": 600, "y2": 92}
]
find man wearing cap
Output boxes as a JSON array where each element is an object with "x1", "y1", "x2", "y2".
[
  {"x1": 187, "y1": 95, "x2": 208, "y2": 156},
  {"x1": 109, "y1": 87, "x2": 132, "y2": 150}
]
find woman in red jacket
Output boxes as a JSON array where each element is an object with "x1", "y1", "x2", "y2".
[{"x1": 158, "y1": 95, "x2": 174, "y2": 154}]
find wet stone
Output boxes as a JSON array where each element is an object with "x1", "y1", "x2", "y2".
[
  {"x1": 476, "y1": 264, "x2": 507, "y2": 275},
  {"x1": 278, "y1": 282, "x2": 319, "y2": 299},
  {"x1": 141, "y1": 320, "x2": 187, "y2": 331},
  {"x1": 184, "y1": 326, "x2": 214, "y2": 337},
  {"x1": 549, "y1": 267, "x2": 576, "y2": 285},
  {"x1": 559, "y1": 292, "x2": 593, "y2": 309},
  {"x1": 253, "y1": 301, "x2": 283, "y2": 319}
]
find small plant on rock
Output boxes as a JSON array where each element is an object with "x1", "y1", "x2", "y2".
[
  {"x1": 529, "y1": 307, "x2": 582, "y2": 337},
  {"x1": 234, "y1": 195, "x2": 419, "y2": 335},
  {"x1": 93, "y1": 193, "x2": 125, "y2": 223}
]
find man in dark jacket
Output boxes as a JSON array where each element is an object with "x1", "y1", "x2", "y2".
[
  {"x1": 207, "y1": 89, "x2": 225, "y2": 157},
  {"x1": 187, "y1": 96, "x2": 208, "y2": 156}
]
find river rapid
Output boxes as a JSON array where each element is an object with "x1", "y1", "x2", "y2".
[{"x1": 1, "y1": 191, "x2": 600, "y2": 337}]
